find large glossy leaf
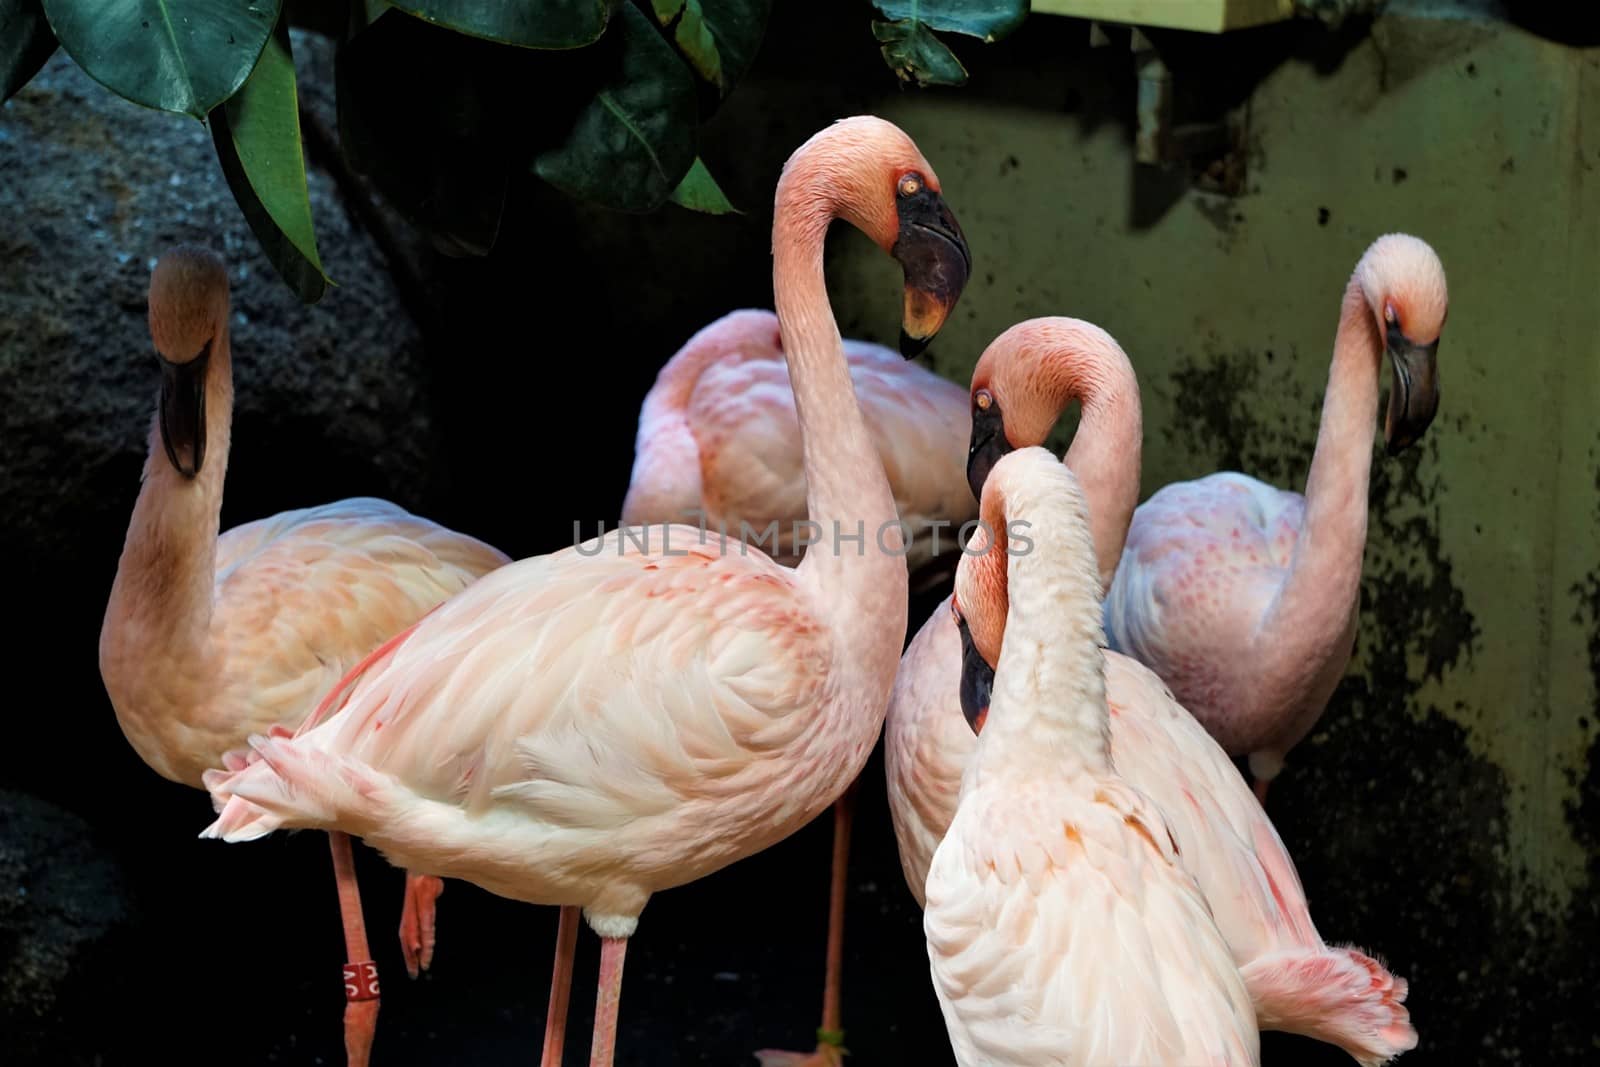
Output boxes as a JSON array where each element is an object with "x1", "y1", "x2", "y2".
[
  {"x1": 649, "y1": 0, "x2": 769, "y2": 93},
  {"x1": 873, "y1": 17, "x2": 967, "y2": 87},
  {"x1": 209, "y1": 14, "x2": 328, "y2": 302},
  {"x1": 670, "y1": 156, "x2": 737, "y2": 214},
  {"x1": 41, "y1": 0, "x2": 280, "y2": 119},
  {"x1": 873, "y1": 0, "x2": 1027, "y2": 42},
  {"x1": 534, "y1": 3, "x2": 697, "y2": 213},
  {"x1": 385, "y1": 0, "x2": 607, "y2": 49},
  {"x1": 338, "y1": 9, "x2": 521, "y2": 255},
  {"x1": 1, "y1": 0, "x2": 57, "y2": 102}
]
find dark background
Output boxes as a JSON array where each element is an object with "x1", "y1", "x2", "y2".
[{"x1": 3, "y1": 2, "x2": 1597, "y2": 1065}]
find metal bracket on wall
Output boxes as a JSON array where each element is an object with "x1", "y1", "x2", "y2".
[{"x1": 1090, "y1": 22, "x2": 1251, "y2": 196}]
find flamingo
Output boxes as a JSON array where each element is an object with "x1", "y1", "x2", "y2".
[
  {"x1": 888, "y1": 318, "x2": 1414, "y2": 1065},
  {"x1": 1092, "y1": 234, "x2": 1447, "y2": 802},
  {"x1": 622, "y1": 310, "x2": 972, "y2": 1066},
  {"x1": 198, "y1": 115, "x2": 972, "y2": 1067},
  {"x1": 621, "y1": 308, "x2": 974, "y2": 577},
  {"x1": 97, "y1": 247, "x2": 511, "y2": 1064},
  {"x1": 925, "y1": 446, "x2": 1260, "y2": 1067}
]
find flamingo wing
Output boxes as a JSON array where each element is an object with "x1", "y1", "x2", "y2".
[
  {"x1": 1103, "y1": 473, "x2": 1302, "y2": 739},
  {"x1": 1102, "y1": 652, "x2": 1320, "y2": 957},
  {"x1": 691, "y1": 343, "x2": 972, "y2": 563},
  {"x1": 211, "y1": 498, "x2": 509, "y2": 732},
  {"x1": 925, "y1": 778, "x2": 1258, "y2": 1067},
  {"x1": 284, "y1": 529, "x2": 833, "y2": 836}
]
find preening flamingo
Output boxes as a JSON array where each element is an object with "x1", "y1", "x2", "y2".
[
  {"x1": 890, "y1": 316, "x2": 1143, "y2": 898},
  {"x1": 925, "y1": 447, "x2": 1259, "y2": 1067},
  {"x1": 622, "y1": 309, "x2": 972, "y2": 1065},
  {"x1": 1095, "y1": 234, "x2": 1448, "y2": 802},
  {"x1": 98, "y1": 248, "x2": 510, "y2": 1064},
  {"x1": 622, "y1": 308, "x2": 974, "y2": 577},
  {"x1": 199, "y1": 116, "x2": 972, "y2": 1067},
  {"x1": 889, "y1": 319, "x2": 1413, "y2": 1065}
]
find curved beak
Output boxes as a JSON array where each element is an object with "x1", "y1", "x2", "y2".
[
  {"x1": 158, "y1": 343, "x2": 211, "y2": 478},
  {"x1": 956, "y1": 611, "x2": 993, "y2": 735},
  {"x1": 892, "y1": 186, "x2": 970, "y2": 357},
  {"x1": 1383, "y1": 322, "x2": 1440, "y2": 455},
  {"x1": 966, "y1": 401, "x2": 1011, "y2": 503}
]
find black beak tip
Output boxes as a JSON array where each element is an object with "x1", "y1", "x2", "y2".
[{"x1": 900, "y1": 330, "x2": 931, "y2": 359}]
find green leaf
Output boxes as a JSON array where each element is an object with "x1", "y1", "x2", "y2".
[
  {"x1": 664, "y1": 0, "x2": 718, "y2": 86},
  {"x1": 670, "y1": 156, "x2": 738, "y2": 215},
  {"x1": 534, "y1": 3, "x2": 697, "y2": 213},
  {"x1": 650, "y1": 0, "x2": 769, "y2": 93},
  {"x1": 873, "y1": 0, "x2": 1027, "y2": 43},
  {"x1": 40, "y1": 0, "x2": 280, "y2": 119},
  {"x1": 385, "y1": 0, "x2": 607, "y2": 49},
  {"x1": 1, "y1": 0, "x2": 57, "y2": 103},
  {"x1": 872, "y1": 18, "x2": 968, "y2": 87},
  {"x1": 209, "y1": 14, "x2": 329, "y2": 302}
]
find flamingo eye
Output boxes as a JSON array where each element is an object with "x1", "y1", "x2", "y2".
[
  {"x1": 897, "y1": 173, "x2": 922, "y2": 198},
  {"x1": 974, "y1": 389, "x2": 993, "y2": 411},
  {"x1": 1384, "y1": 302, "x2": 1398, "y2": 326}
]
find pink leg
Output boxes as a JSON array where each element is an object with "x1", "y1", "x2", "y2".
[
  {"x1": 589, "y1": 935, "x2": 629, "y2": 1067},
  {"x1": 754, "y1": 782, "x2": 857, "y2": 1067},
  {"x1": 329, "y1": 831, "x2": 379, "y2": 1067},
  {"x1": 820, "y1": 785, "x2": 854, "y2": 1042},
  {"x1": 540, "y1": 906, "x2": 581, "y2": 1067},
  {"x1": 399, "y1": 871, "x2": 445, "y2": 978}
]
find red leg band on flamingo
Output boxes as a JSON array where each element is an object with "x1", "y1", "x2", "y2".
[{"x1": 344, "y1": 960, "x2": 380, "y2": 1002}]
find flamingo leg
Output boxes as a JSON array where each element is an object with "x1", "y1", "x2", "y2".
[
  {"x1": 540, "y1": 906, "x2": 581, "y2": 1067},
  {"x1": 1253, "y1": 775, "x2": 1272, "y2": 805},
  {"x1": 329, "y1": 831, "x2": 379, "y2": 1067},
  {"x1": 589, "y1": 935, "x2": 629, "y2": 1067},
  {"x1": 399, "y1": 871, "x2": 444, "y2": 978},
  {"x1": 754, "y1": 781, "x2": 857, "y2": 1067}
]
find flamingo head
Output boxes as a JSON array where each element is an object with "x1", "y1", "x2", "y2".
[
  {"x1": 784, "y1": 117, "x2": 971, "y2": 357},
  {"x1": 1356, "y1": 233, "x2": 1447, "y2": 455},
  {"x1": 951, "y1": 595, "x2": 993, "y2": 735},
  {"x1": 964, "y1": 318, "x2": 1135, "y2": 502},
  {"x1": 148, "y1": 246, "x2": 229, "y2": 478},
  {"x1": 952, "y1": 517, "x2": 1007, "y2": 736}
]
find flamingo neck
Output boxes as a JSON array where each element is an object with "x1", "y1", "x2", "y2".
[
  {"x1": 621, "y1": 400, "x2": 702, "y2": 527},
  {"x1": 1052, "y1": 360, "x2": 1142, "y2": 593},
  {"x1": 971, "y1": 476, "x2": 1111, "y2": 779},
  {"x1": 104, "y1": 330, "x2": 235, "y2": 672},
  {"x1": 622, "y1": 311, "x2": 782, "y2": 526},
  {"x1": 772, "y1": 176, "x2": 907, "y2": 682},
  {"x1": 1261, "y1": 276, "x2": 1379, "y2": 649}
]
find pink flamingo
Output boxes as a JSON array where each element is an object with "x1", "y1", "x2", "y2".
[
  {"x1": 1099, "y1": 234, "x2": 1447, "y2": 802},
  {"x1": 622, "y1": 310, "x2": 972, "y2": 1066},
  {"x1": 926, "y1": 446, "x2": 1260, "y2": 1066},
  {"x1": 198, "y1": 116, "x2": 972, "y2": 1067},
  {"x1": 888, "y1": 318, "x2": 1414, "y2": 1065},
  {"x1": 98, "y1": 248, "x2": 510, "y2": 1064},
  {"x1": 622, "y1": 308, "x2": 974, "y2": 576}
]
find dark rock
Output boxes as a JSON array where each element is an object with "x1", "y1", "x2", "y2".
[
  {"x1": 0, "y1": 790, "x2": 131, "y2": 1063},
  {"x1": 0, "y1": 48, "x2": 440, "y2": 577}
]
